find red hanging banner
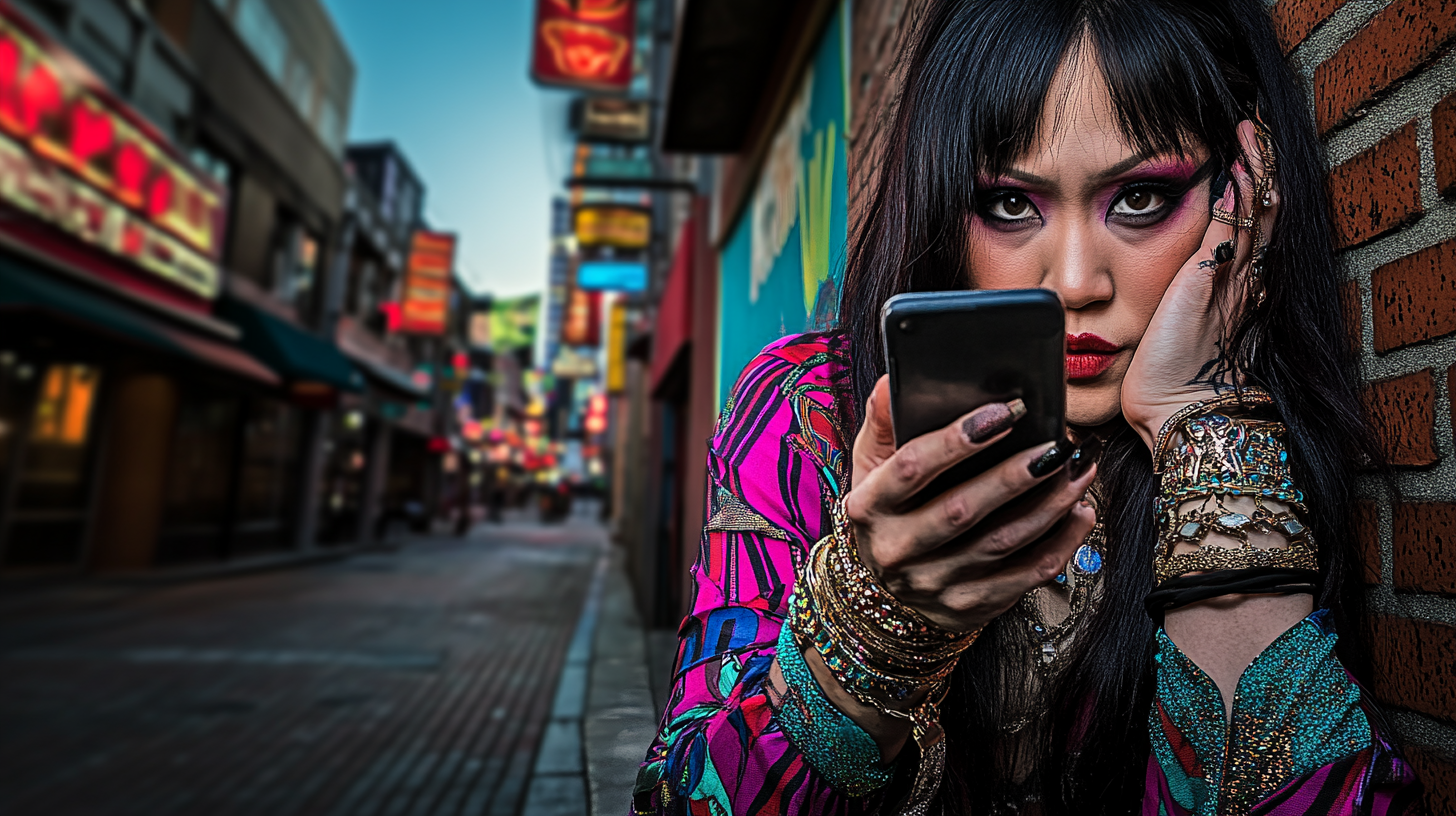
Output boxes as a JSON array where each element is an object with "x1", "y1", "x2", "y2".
[
  {"x1": 400, "y1": 230, "x2": 456, "y2": 335},
  {"x1": 530, "y1": 0, "x2": 636, "y2": 92}
]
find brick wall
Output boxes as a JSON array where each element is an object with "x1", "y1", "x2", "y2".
[{"x1": 1278, "y1": 0, "x2": 1456, "y2": 811}]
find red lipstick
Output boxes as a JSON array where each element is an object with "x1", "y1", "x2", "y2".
[{"x1": 1066, "y1": 332, "x2": 1119, "y2": 379}]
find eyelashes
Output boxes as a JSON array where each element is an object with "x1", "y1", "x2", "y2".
[{"x1": 975, "y1": 183, "x2": 1186, "y2": 228}]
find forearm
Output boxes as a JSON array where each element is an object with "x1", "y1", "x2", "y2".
[{"x1": 1144, "y1": 397, "x2": 1321, "y2": 715}]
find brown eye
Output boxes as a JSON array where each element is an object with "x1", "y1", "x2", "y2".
[
  {"x1": 1112, "y1": 189, "x2": 1166, "y2": 216},
  {"x1": 989, "y1": 194, "x2": 1037, "y2": 221}
]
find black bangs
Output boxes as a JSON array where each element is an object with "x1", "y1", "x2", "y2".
[
  {"x1": 923, "y1": 0, "x2": 1256, "y2": 209},
  {"x1": 1088, "y1": 2, "x2": 1251, "y2": 167}
]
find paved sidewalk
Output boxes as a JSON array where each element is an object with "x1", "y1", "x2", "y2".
[
  {"x1": 519, "y1": 543, "x2": 662, "y2": 816},
  {"x1": 0, "y1": 519, "x2": 609, "y2": 816}
]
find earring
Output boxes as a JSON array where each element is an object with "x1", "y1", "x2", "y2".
[{"x1": 1252, "y1": 114, "x2": 1277, "y2": 212}]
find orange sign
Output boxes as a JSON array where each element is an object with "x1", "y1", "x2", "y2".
[
  {"x1": 0, "y1": 6, "x2": 226, "y2": 298},
  {"x1": 560, "y1": 287, "x2": 602, "y2": 347},
  {"x1": 530, "y1": 0, "x2": 635, "y2": 91},
  {"x1": 574, "y1": 205, "x2": 649, "y2": 248},
  {"x1": 400, "y1": 231, "x2": 456, "y2": 335}
]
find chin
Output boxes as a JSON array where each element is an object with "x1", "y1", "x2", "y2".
[{"x1": 1066, "y1": 379, "x2": 1125, "y2": 428}]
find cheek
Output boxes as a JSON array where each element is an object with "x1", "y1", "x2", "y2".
[
  {"x1": 965, "y1": 219, "x2": 1044, "y2": 289},
  {"x1": 1111, "y1": 207, "x2": 1208, "y2": 337}
]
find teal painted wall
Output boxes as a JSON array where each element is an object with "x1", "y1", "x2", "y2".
[{"x1": 716, "y1": 3, "x2": 849, "y2": 408}]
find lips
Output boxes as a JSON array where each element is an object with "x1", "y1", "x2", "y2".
[{"x1": 1066, "y1": 332, "x2": 1120, "y2": 379}]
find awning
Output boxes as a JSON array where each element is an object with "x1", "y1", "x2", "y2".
[
  {"x1": 663, "y1": 0, "x2": 811, "y2": 151},
  {"x1": 349, "y1": 352, "x2": 430, "y2": 400},
  {"x1": 216, "y1": 297, "x2": 363, "y2": 393},
  {"x1": 0, "y1": 256, "x2": 279, "y2": 386}
]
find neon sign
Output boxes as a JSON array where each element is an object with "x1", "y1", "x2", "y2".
[
  {"x1": 0, "y1": 6, "x2": 226, "y2": 299},
  {"x1": 400, "y1": 230, "x2": 456, "y2": 335},
  {"x1": 573, "y1": 205, "x2": 649, "y2": 248},
  {"x1": 530, "y1": 0, "x2": 635, "y2": 92}
]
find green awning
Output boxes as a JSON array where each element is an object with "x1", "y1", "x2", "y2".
[
  {"x1": 217, "y1": 297, "x2": 363, "y2": 393},
  {"x1": 0, "y1": 255, "x2": 180, "y2": 352},
  {"x1": 0, "y1": 257, "x2": 282, "y2": 385}
]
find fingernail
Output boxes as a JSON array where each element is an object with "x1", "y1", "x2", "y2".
[
  {"x1": 962, "y1": 398, "x2": 1026, "y2": 443},
  {"x1": 1027, "y1": 437, "x2": 1076, "y2": 477},
  {"x1": 1067, "y1": 435, "x2": 1103, "y2": 481}
]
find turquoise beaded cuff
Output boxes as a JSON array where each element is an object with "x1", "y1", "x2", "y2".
[{"x1": 773, "y1": 613, "x2": 894, "y2": 797}]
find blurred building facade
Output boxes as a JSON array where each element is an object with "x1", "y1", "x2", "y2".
[
  {"x1": 602, "y1": 0, "x2": 858, "y2": 629},
  {"x1": 0, "y1": 0, "x2": 458, "y2": 573}
]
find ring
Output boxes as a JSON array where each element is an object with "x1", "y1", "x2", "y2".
[
  {"x1": 1212, "y1": 207, "x2": 1255, "y2": 228},
  {"x1": 1213, "y1": 240, "x2": 1235, "y2": 265}
]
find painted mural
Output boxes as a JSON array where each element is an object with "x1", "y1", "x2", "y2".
[{"x1": 717, "y1": 2, "x2": 849, "y2": 407}]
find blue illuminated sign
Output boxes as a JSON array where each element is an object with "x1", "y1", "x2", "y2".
[{"x1": 577, "y1": 260, "x2": 647, "y2": 292}]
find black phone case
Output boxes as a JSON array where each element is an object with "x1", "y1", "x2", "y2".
[{"x1": 881, "y1": 289, "x2": 1066, "y2": 504}]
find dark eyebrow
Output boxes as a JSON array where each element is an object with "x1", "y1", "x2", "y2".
[
  {"x1": 1091, "y1": 150, "x2": 1158, "y2": 183},
  {"x1": 1002, "y1": 168, "x2": 1052, "y2": 186},
  {"x1": 998, "y1": 149, "x2": 1157, "y2": 188}
]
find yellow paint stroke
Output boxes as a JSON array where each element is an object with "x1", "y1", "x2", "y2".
[{"x1": 798, "y1": 119, "x2": 836, "y2": 319}]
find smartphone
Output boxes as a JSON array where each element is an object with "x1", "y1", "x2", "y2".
[{"x1": 881, "y1": 289, "x2": 1066, "y2": 504}]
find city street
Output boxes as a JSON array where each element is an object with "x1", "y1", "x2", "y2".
[{"x1": 0, "y1": 511, "x2": 655, "y2": 816}]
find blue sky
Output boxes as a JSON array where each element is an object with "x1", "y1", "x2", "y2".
[{"x1": 321, "y1": 0, "x2": 572, "y2": 299}]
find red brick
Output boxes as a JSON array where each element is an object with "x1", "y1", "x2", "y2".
[
  {"x1": 1271, "y1": 0, "x2": 1345, "y2": 53},
  {"x1": 1393, "y1": 503, "x2": 1456, "y2": 593},
  {"x1": 1361, "y1": 370, "x2": 1439, "y2": 467},
  {"x1": 1436, "y1": 94, "x2": 1456, "y2": 197},
  {"x1": 1328, "y1": 122, "x2": 1424, "y2": 249},
  {"x1": 1371, "y1": 240, "x2": 1456, "y2": 352},
  {"x1": 1370, "y1": 615, "x2": 1456, "y2": 725},
  {"x1": 1405, "y1": 746, "x2": 1456, "y2": 816},
  {"x1": 1315, "y1": 0, "x2": 1456, "y2": 134},
  {"x1": 1341, "y1": 278, "x2": 1363, "y2": 352},
  {"x1": 1354, "y1": 500, "x2": 1382, "y2": 584}
]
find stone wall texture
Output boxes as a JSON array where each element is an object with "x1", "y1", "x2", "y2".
[{"x1": 846, "y1": 0, "x2": 1456, "y2": 810}]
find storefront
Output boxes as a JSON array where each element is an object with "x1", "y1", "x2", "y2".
[{"x1": 0, "y1": 5, "x2": 358, "y2": 572}]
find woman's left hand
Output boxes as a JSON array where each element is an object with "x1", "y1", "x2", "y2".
[{"x1": 1121, "y1": 120, "x2": 1279, "y2": 450}]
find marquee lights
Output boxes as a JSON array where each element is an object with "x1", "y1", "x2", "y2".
[{"x1": 0, "y1": 8, "x2": 225, "y2": 299}]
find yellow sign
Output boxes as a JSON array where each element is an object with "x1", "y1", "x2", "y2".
[
  {"x1": 574, "y1": 205, "x2": 649, "y2": 249},
  {"x1": 606, "y1": 299, "x2": 627, "y2": 394}
]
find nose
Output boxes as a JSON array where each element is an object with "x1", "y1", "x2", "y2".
[{"x1": 1038, "y1": 219, "x2": 1114, "y2": 310}]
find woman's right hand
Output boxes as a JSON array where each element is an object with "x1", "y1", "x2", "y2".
[{"x1": 846, "y1": 375, "x2": 1098, "y2": 633}]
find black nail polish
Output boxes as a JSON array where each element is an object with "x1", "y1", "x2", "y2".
[
  {"x1": 1028, "y1": 437, "x2": 1076, "y2": 478},
  {"x1": 1067, "y1": 435, "x2": 1103, "y2": 481}
]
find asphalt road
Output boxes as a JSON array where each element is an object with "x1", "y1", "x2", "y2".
[{"x1": 0, "y1": 518, "x2": 606, "y2": 816}]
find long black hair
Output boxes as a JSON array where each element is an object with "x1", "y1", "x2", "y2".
[{"x1": 835, "y1": 1, "x2": 1382, "y2": 812}]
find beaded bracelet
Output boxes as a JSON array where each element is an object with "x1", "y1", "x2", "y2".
[
  {"x1": 788, "y1": 497, "x2": 980, "y2": 816},
  {"x1": 772, "y1": 622, "x2": 894, "y2": 796}
]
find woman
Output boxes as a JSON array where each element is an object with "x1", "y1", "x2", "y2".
[{"x1": 634, "y1": 1, "x2": 1425, "y2": 813}]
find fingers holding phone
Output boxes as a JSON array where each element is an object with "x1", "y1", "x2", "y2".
[{"x1": 846, "y1": 415, "x2": 1097, "y2": 632}]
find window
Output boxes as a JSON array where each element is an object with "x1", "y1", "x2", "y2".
[
  {"x1": 284, "y1": 55, "x2": 315, "y2": 120},
  {"x1": 316, "y1": 99, "x2": 345, "y2": 154},
  {"x1": 235, "y1": 0, "x2": 286, "y2": 81}
]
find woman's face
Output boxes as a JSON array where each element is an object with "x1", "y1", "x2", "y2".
[{"x1": 967, "y1": 52, "x2": 1213, "y2": 427}]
